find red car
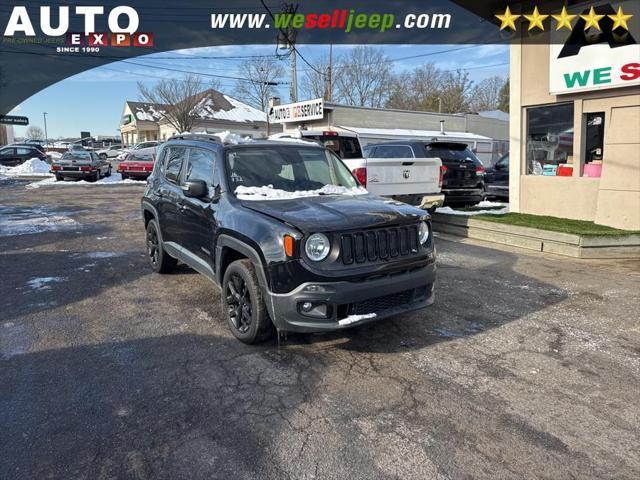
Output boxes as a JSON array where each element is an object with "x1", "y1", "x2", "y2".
[{"x1": 117, "y1": 148, "x2": 155, "y2": 180}]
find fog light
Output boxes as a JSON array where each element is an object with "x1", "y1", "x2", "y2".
[
  {"x1": 297, "y1": 302, "x2": 329, "y2": 318},
  {"x1": 302, "y1": 302, "x2": 313, "y2": 312}
]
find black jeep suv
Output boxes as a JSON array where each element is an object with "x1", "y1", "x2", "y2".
[{"x1": 141, "y1": 134, "x2": 436, "y2": 344}]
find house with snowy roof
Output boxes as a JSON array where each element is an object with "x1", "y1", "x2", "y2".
[{"x1": 118, "y1": 89, "x2": 274, "y2": 146}]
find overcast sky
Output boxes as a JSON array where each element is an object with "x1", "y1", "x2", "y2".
[{"x1": 9, "y1": 44, "x2": 509, "y2": 138}]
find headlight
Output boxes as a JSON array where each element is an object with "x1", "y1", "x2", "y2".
[
  {"x1": 418, "y1": 221, "x2": 430, "y2": 244},
  {"x1": 305, "y1": 233, "x2": 331, "y2": 261}
]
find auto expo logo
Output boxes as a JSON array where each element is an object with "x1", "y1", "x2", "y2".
[{"x1": 2, "y1": 5, "x2": 153, "y2": 52}]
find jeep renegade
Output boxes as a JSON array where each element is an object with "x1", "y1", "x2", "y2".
[{"x1": 141, "y1": 134, "x2": 436, "y2": 344}]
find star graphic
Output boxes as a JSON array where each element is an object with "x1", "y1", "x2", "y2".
[
  {"x1": 495, "y1": 6, "x2": 520, "y2": 31},
  {"x1": 608, "y1": 6, "x2": 633, "y2": 31},
  {"x1": 580, "y1": 6, "x2": 605, "y2": 31},
  {"x1": 524, "y1": 6, "x2": 549, "y2": 31},
  {"x1": 551, "y1": 6, "x2": 576, "y2": 31}
]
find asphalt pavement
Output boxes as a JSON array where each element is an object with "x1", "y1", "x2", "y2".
[{"x1": 1, "y1": 178, "x2": 639, "y2": 479}]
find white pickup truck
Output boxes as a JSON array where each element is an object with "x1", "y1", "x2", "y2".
[{"x1": 270, "y1": 129, "x2": 445, "y2": 210}]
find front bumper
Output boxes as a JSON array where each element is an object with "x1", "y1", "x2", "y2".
[
  {"x1": 420, "y1": 193, "x2": 445, "y2": 209},
  {"x1": 266, "y1": 261, "x2": 436, "y2": 333}
]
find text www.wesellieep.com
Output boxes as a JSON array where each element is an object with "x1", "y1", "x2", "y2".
[{"x1": 210, "y1": 10, "x2": 452, "y2": 33}]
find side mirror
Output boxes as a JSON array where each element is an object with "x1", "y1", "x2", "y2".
[{"x1": 182, "y1": 179, "x2": 208, "y2": 199}]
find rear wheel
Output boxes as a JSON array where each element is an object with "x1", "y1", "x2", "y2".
[
  {"x1": 105, "y1": 165, "x2": 112, "y2": 177},
  {"x1": 146, "y1": 219, "x2": 177, "y2": 274},
  {"x1": 222, "y1": 259, "x2": 273, "y2": 344},
  {"x1": 55, "y1": 175, "x2": 63, "y2": 181},
  {"x1": 121, "y1": 173, "x2": 128, "y2": 180}
]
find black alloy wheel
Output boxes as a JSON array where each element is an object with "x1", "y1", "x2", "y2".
[{"x1": 226, "y1": 274, "x2": 252, "y2": 334}]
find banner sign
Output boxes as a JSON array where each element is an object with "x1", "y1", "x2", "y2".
[
  {"x1": 269, "y1": 99, "x2": 324, "y2": 124},
  {"x1": 549, "y1": 1, "x2": 640, "y2": 95}
]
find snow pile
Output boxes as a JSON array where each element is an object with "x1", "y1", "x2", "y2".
[
  {"x1": 0, "y1": 158, "x2": 53, "y2": 177},
  {"x1": 213, "y1": 130, "x2": 252, "y2": 145},
  {"x1": 27, "y1": 277, "x2": 66, "y2": 290},
  {"x1": 235, "y1": 184, "x2": 369, "y2": 200},
  {"x1": 338, "y1": 313, "x2": 377, "y2": 326},
  {"x1": 26, "y1": 173, "x2": 146, "y2": 189},
  {"x1": 436, "y1": 205, "x2": 509, "y2": 216}
]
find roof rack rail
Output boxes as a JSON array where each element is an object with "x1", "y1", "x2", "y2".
[{"x1": 167, "y1": 133, "x2": 223, "y2": 143}]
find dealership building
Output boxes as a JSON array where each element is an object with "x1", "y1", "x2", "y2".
[
  {"x1": 506, "y1": 3, "x2": 639, "y2": 230},
  {"x1": 272, "y1": 100, "x2": 509, "y2": 164}
]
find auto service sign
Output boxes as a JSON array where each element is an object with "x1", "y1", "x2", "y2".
[
  {"x1": 549, "y1": 3, "x2": 640, "y2": 94},
  {"x1": 269, "y1": 98, "x2": 324, "y2": 124}
]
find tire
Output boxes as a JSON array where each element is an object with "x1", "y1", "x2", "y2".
[
  {"x1": 222, "y1": 259, "x2": 274, "y2": 344},
  {"x1": 105, "y1": 165, "x2": 112, "y2": 177},
  {"x1": 55, "y1": 175, "x2": 63, "y2": 181},
  {"x1": 121, "y1": 173, "x2": 128, "y2": 180},
  {"x1": 145, "y1": 219, "x2": 177, "y2": 274}
]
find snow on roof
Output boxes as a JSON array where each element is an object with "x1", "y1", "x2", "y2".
[
  {"x1": 191, "y1": 92, "x2": 266, "y2": 123},
  {"x1": 342, "y1": 126, "x2": 492, "y2": 141},
  {"x1": 127, "y1": 102, "x2": 167, "y2": 122},
  {"x1": 477, "y1": 110, "x2": 509, "y2": 122}
]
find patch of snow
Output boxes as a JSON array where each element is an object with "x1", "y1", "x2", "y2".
[
  {"x1": 47, "y1": 151, "x2": 62, "y2": 159},
  {"x1": 27, "y1": 276, "x2": 65, "y2": 290},
  {"x1": 236, "y1": 184, "x2": 369, "y2": 201},
  {"x1": 435, "y1": 205, "x2": 509, "y2": 216},
  {"x1": 0, "y1": 208, "x2": 79, "y2": 236},
  {"x1": 476, "y1": 200, "x2": 507, "y2": 208},
  {"x1": 83, "y1": 251, "x2": 122, "y2": 259},
  {"x1": 0, "y1": 158, "x2": 53, "y2": 177},
  {"x1": 338, "y1": 313, "x2": 377, "y2": 326},
  {"x1": 26, "y1": 173, "x2": 146, "y2": 189}
]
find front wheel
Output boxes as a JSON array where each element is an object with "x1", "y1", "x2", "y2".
[
  {"x1": 146, "y1": 219, "x2": 177, "y2": 274},
  {"x1": 55, "y1": 174, "x2": 63, "y2": 181},
  {"x1": 222, "y1": 259, "x2": 273, "y2": 344}
]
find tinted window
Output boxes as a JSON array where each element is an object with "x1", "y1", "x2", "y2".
[
  {"x1": 372, "y1": 145, "x2": 414, "y2": 158},
  {"x1": 185, "y1": 148, "x2": 215, "y2": 185},
  {"x1": 0, "y1": 148, "x2": 15, "y2": 156},
  {"x1": 16, "y1": 147, "x2": 33, "y2": 155},
  {"x1": 425, "y1": 143, "x2": 482, "y2": 165},
  {"x1": 164, "y1": 146, "x2": 186, "y2": 183},
  {"x1": 62, "y1": 151, "x2": 92, "y2": 160},
  {"x1": 304, "y1": 135, "x2": 363, "y2": 159},
  {"x1": 496, "y1": 155, "x2": 509, "y2": 169}
]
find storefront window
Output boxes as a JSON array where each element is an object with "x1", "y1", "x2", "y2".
[{"x1": 526, "y1": 103, "x2": 574, "y2": 176}]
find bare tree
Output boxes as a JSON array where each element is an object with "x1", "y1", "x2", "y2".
[
  {"x1": 233, "y1": 58, "x2": 285, "y2": 112},
  {"x1": 300, "y1": 54, "x2": 338, "y2": 101},
  {"x1": 498, "y1": 78, "x2": 509, "y2": 112},
  {"x1": 26, "y1": 125, "x2": 44, "y2": 140},
  {"x1": 387, "y1": 64, "x2": 445, "y2": 111},
  {"x1": 138, "y1": 74, "x2": 204, "y2": 133},
  {"x1": 333, "y1": 47, "x2": 393, "y2": 108},
  {"x1": 438, "y1": 70, "x2": 473, "y2": 113},
  {"x1": 469, "y1": 76, "x2": 507, "y2": 112}
]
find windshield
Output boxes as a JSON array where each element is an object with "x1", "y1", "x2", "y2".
[
  {"x1": 303, "y1": 135, "x2": 362, "y2": 159},
  {"x1": 425, "y1": 142, "x2": 481, "y2": 164},
  {"x1": 226, "y1": 146, "x2": 359, "y2": 195}
]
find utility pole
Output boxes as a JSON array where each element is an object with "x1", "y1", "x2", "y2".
[
  {"x1": 290, "y1": 47, "x2": 297, "y2": 103},
  {"x1": 326, "y1": 44, "x2": 333, "y2": 101},
  {"x1": 277, "y1": 3, "x2": 298, "y2": 103},
  {"x1": 42, "y1": 112, "x2": 48, "y2": 148}
]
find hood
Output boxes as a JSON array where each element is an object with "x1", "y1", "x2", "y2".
[{"x1": 240, "y1": 194, "x2": 425, "y2": 232}]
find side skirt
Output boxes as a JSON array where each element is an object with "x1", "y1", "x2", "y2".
[{"x1": 164, "y1": 241, "x2": 220, "y2": 287}]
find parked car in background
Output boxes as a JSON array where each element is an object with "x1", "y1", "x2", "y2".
[
  {"x1": 142, "y1": 134, "x2": 436, "y2": 344},
  {"x1": 117, "y1": 147, "x2": 156, "y2": 180},
  {"x1": 51, "y1": 150, "x2": 111, "y2": 181},
  {"x1": 0, "y1": 144, "x2": 48, "y2": 167},
  {"x1": 360, "y1": 140, "x2": 445, "y2": 211},
  {"x1": 133, "y1": 141, "x2": 159, "y2": 150},
  {"x1": 96, "y1": 144, "x2": 124, "y2": 160},
  {"x1": 426, "y1": 142, "x2": 486, "y2": 206},
  {"x1": 484, "y1": 153, "x2": 509, "y2": 200}
]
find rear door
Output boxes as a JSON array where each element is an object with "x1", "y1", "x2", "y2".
[
  {"x1": 366, "y1": 144, "x2": 441, "y2": 196},
  {"x1": 0, "y1": 147, "x2": 20, "y2": 166},
  {"x1": 178, "y1": 147, "x2": 218, "y2": 265},
  {"x1": 157, "y1": 146, "x2": 187, "y2": 244},
  {"x1": 426, "y1": 143, "x2": 483, "y2": 189}
]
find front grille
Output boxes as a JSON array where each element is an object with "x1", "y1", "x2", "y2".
[
  {"x1": 338, "y1": 286, "x2": 429, "y2": 317},
  {"x1": 340, "y1": 225, "x2": 419, "y2": 265}
]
